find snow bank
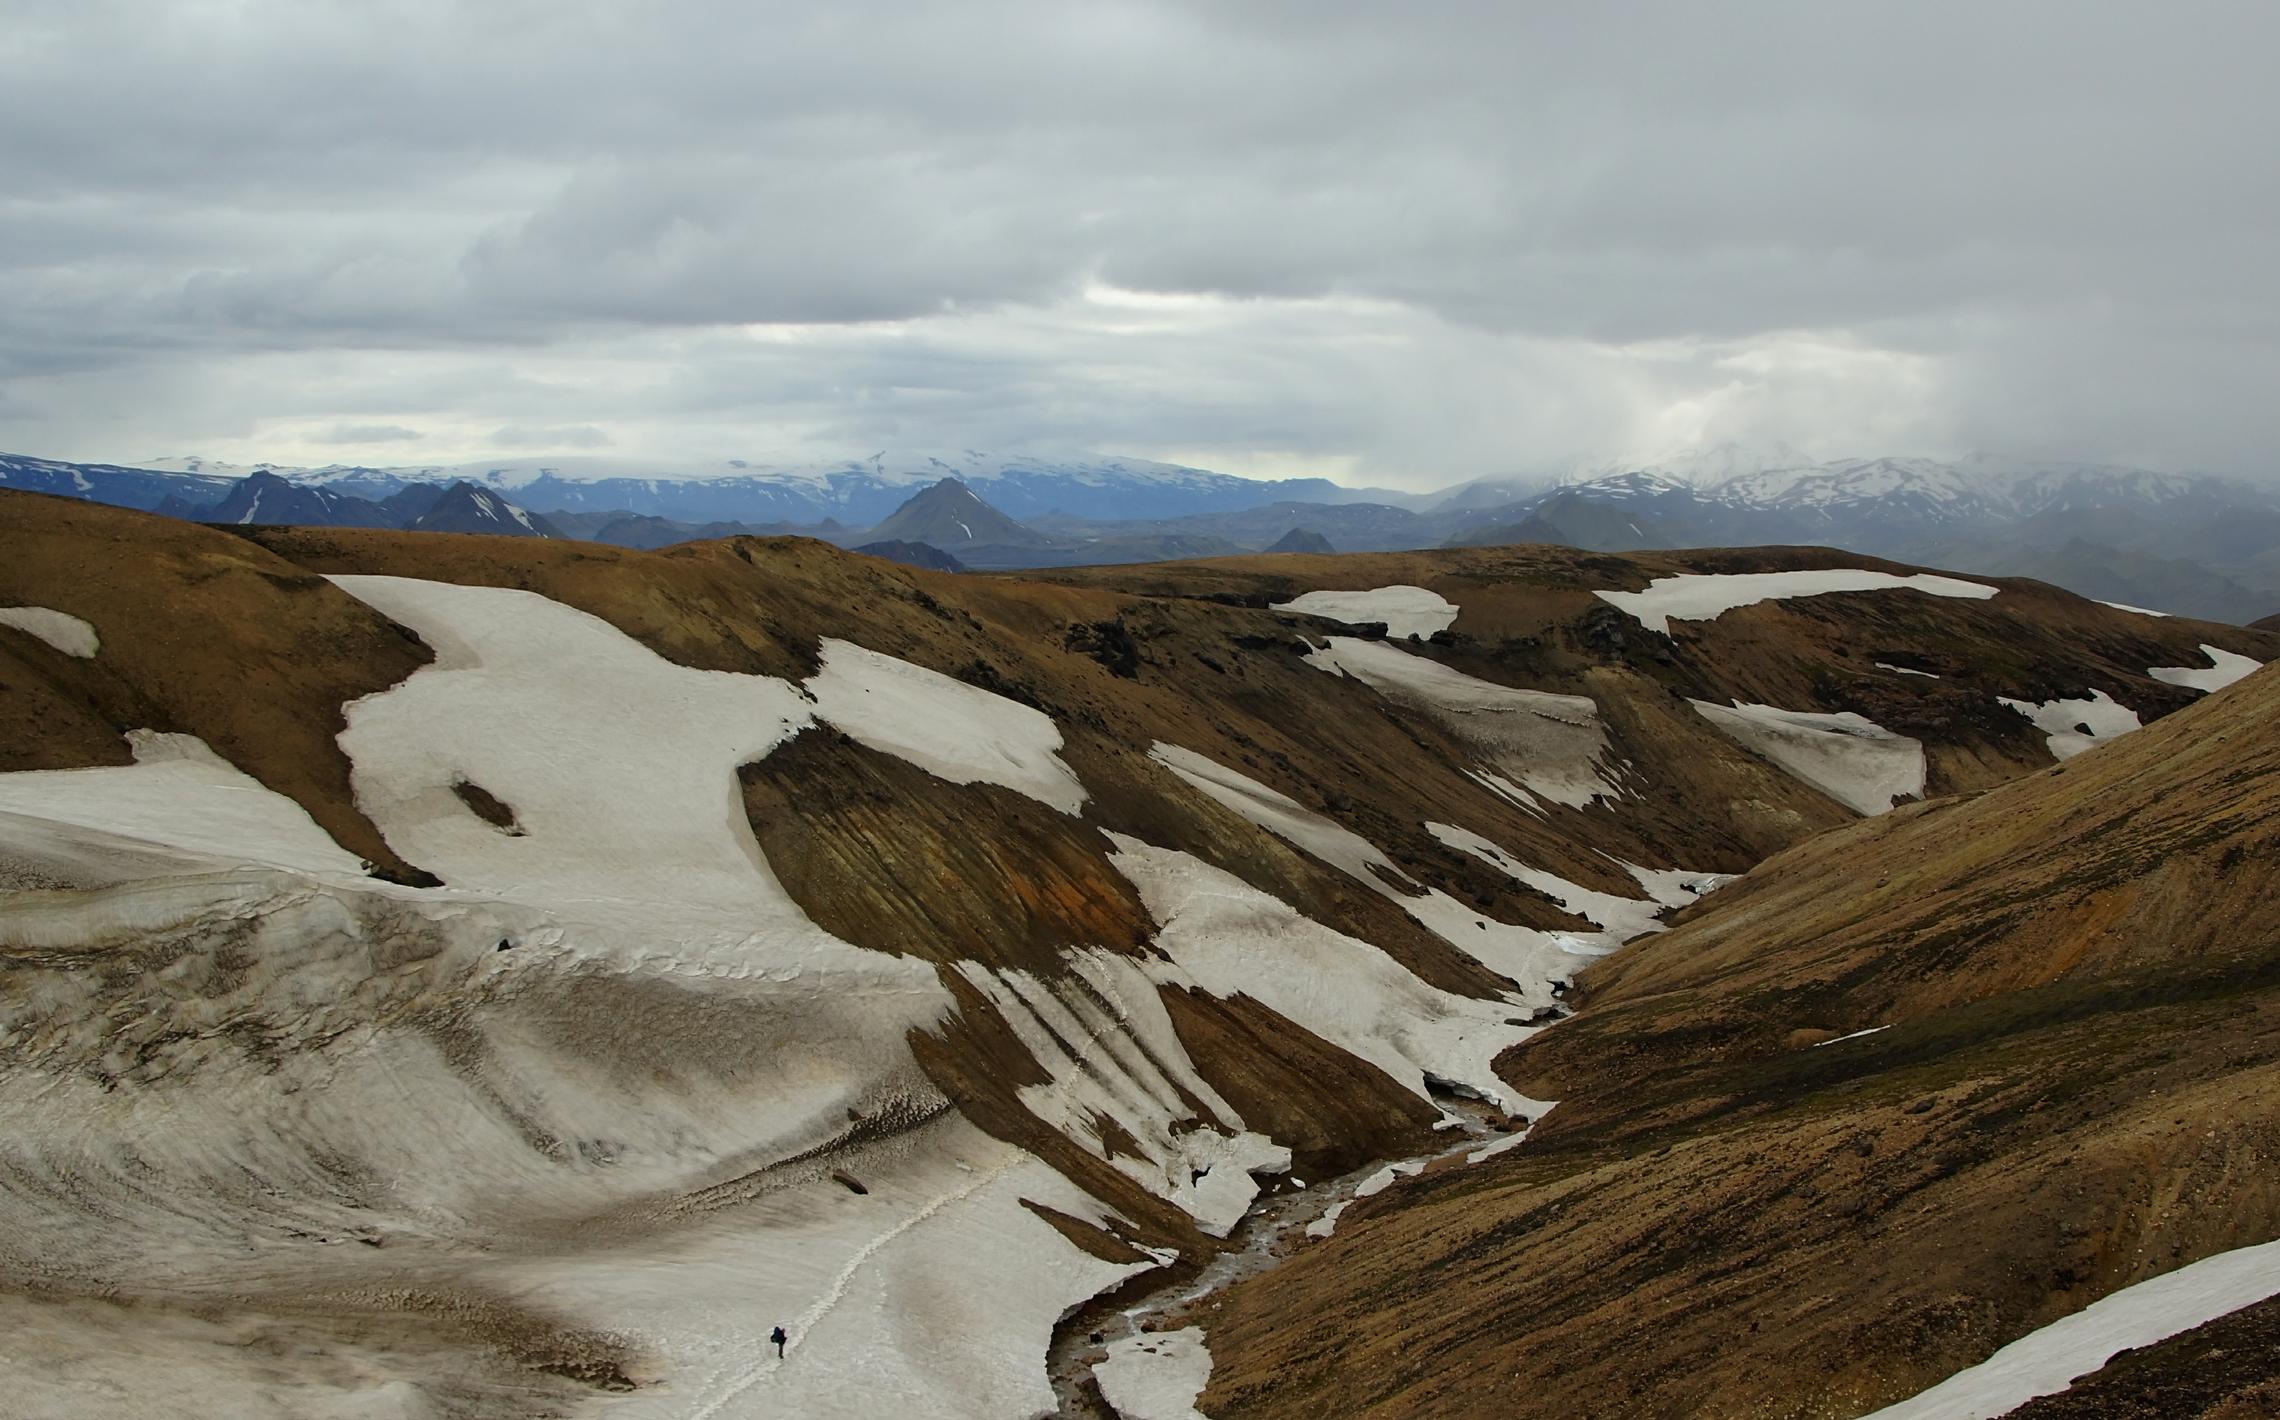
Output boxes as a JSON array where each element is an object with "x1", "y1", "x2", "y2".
[
  {"x1": 2148, "y1": 644, "x2": 2261, "y2": 695},
  {"x1": 2099, "y1": 599, "x2": 2168, "y2": 617},
  {"x1": 0, "y1": 729, "x2": 367, "y2": 878},
  {"x1": 1998, "y1": 689, "x2": 2141, "y2": 760},
  {"x1": 1111, "y1": 836, "x2": 1548, "y2": 1112},
  {"x1": 956, "y1": 951, "x2": 1288, "y2": 1236},
  {"x1": 1875, "y1": 662, "x2": 1939, "y2": 679},
  {"x1": 807, "y1": 637, "x2": 1087, "y2": 814},
  {"x1": 1596, "y1": 570, "x2": 1997, "y2": 636},
  {"x1": 1273, "y1": 585, "x2": 1459, "y2": 639},
  {"x1": 1096, "y1": 1326, "x2": 1214, "y2": 1420},
  {"x1": 1148, "y1": 743, "x2": 1581, "y2": 997},
  {"x1": 1688, "y1": 700, "x2": 1926, "y2": 815},
  {"x1": 1301, "y1": 637, "x2": 1623, "y2": 808},
  {"x1": 0, "y1": 604, "x2": 99, "y2": 658},
  {"x1": 1858, "y1": 1237, "x2": 2280, "y2": 1420}
]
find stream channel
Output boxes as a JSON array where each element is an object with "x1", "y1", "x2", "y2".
[{"x1": 1047, "y1": 1095, "x2": 1529, "y2": 1418}]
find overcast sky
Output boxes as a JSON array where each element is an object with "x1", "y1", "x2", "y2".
[{"x1": 4, "y1": 1, "x2": 2275, "y2": 488}]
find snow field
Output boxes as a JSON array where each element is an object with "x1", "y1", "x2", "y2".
[
  {"x1": 1595, "y1": 569, "x2": 1998, "y2": 636},
  {"x1": 2148, "y1": 644, "x2": 2261, "y2": 695},
  {"x1": 0, "y1": 574, "x2": 1161, "y2": 1418},
  {"x1": 806, "y1": 637, "x2": 1088, "y2": 814},
  {"x1": 1687, "y1": 699, "x2": 1926, "y2": 815},
  {"x1": 1272, "y1": 585, "x2": 1460, "y2": 639},
  {"x1": 1095, "y1": 1326, "x2": 1215, "y2": 1420},
  {"x1": 0, "y1": 729, "x2": 370, "y2": 878},
  {"x1": 1998, "y1": 690, "x2": 2142, "y2": 760},
  {"x1": 1148, "y1": 743, "x2": 1584, "y2": 999},
  {"x1": 0, "y1": 604, "x2": 99, "y2": 657},
  {"x1": 1300, "y1": 636, "x2": 1624, "y2": 808},
  {"x1": 1858, "y1": 1237, "x2": 2280, "y2": 1420}
]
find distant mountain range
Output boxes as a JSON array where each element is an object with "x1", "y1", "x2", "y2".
[
  {"x1": 132, "y1": 450, "x2": 1408, "y2": 525},
  {"x1": 6, "y1": 445, "x2": 2279, "y2": 619}
]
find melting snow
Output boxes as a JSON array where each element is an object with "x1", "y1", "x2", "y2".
[
  {"x1": 0, "y1": 605, "x2": 99, "y2": 658},
  {"x1": 1858, "y1": 1237, "x2": 2280, "y2": 1420},
  {"x1": 1148, "y1": 743, "x2": 1584, "y2": 998},
  {"x1": 1301, "y1": 637, "x2": 1624, "y2": 808},
  {"x1": 0, "y1": 729, "x2": 368, "y2": 878},
  {"x1": 2148, "y1": 644, "x2": 2261, "y2": 695},
  {"x1": 955, "y1": 951, "x2": 1288, "y2": 1236},
  {"x1": 1096, "y1": 1326, "x2": 1214, "y2": 1420},
  {"x1": 1595, "y1": 569, "x2": 1997, "y2": 636},
  {"x1": 1111, "y1": 836, "x2": 1548, "y2": 1112},
  {"x1": 1688, "y1": 700, "x2": 1926, "y2": 815},
  {"x1": 1272, "y1": 585, "x2": 1459, "y2": 640},
  {"x1": 1618, "y1": 861, "x2": 1736, "y2": 908},
  {"x1": 1427, "y1": 824, "x2": 1692, "y2": 951},
  {"x1": 806, "y1": 638, "x2": 1088, "y2": 814},
  {"x1": 1998, "y1": 690, "x2": 2141, "y2": 760}
]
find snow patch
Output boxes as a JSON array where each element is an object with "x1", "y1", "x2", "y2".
[
  {"x1": 1111, "y1": 836, "x2": 1549, "y2": 1113},
  {"x1": 2148, "y1": 644, "x2": 2261, "y2": 695},
  {"x1": 954, "y1": 952, "x2": 1288, "y2": 1236},
  {"x1": 1858, "y1": 1237, "x2": 2280, "y2": 1420},
  {"x1": 1095, "y1": 1326, "x2": 1215, "y2": 1420},
  {"x1": 1148, "y1": 743, "x2": 1584, "y2": 999},
  {"x1": 2098, "y1": 599, "x2": 2169, "y2": 617},
  {"x1": 0, "y1": 605, "x2": 99, "y2": 658},
  {"x1": 1688, "y1": 700, "x2": 1926, "y2": 815},
  {"x1": 1998, "y1": 689, "x2": 2141, "y2": 760},
  {"x1": 1427, "y1": 824, "x2": 1720, "y2": 952},
  {"x1": 1272, "y1": 585, "x2": 1459, "y2": 640},
  {"x1": 1875, "y1": 662, "x2": 1940, "y2": 679},
  {"x1": 806, "y1": 638, "x2": 1087, "y2": 814},
  {"x1": 1301, "y1": 637, "x2": 1624, "y2": 808},
  {"x1": 1596, "y1": 569, "x2": 1997, "y2": 636},
  {"x1": 1813, "y1": 1025, "x2": 1892, "y2": 1048}
]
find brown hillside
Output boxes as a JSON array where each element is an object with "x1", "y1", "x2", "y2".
[
  {"x1": 0, "y1": 492, "x2": 432, "y2": 877},
  {"x1": 1198, "y1": 666, "x2": 2280, "y2": 1419}
]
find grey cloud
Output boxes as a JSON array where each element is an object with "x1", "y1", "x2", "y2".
[
  {"x1": 1, "y1": 1, "x2": 2276, "y2": 477},
  {"x1": 490, "y1": 424, "x2": 612, "y2": 449},
  {"x1": 312, "y1": 423, "x2": 423, "y2": 445}
]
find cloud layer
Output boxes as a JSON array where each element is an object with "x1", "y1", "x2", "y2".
[{"x1": 4, "y1": 1, "x2": 2275, "y2": 485}]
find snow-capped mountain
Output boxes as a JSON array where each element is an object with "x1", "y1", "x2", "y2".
[{"x1": 135, "y1": 450, "x2": 1406, "y2": 525}]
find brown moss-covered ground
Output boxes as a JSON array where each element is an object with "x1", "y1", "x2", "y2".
[{"x1": 1198, "y1": 667, "x2": 2280, "y2": 1418}]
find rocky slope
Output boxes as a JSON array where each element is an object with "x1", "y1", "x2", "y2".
[{"x1": 1, "y1": 488, "x2": 2275, "y2": 1418}]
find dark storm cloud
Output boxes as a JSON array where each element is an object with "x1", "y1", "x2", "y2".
[{"x1": 3, "y1": 0, "x2": 2275, "y2": 476}]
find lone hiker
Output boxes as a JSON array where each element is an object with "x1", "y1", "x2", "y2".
[{"x1": 771, "y1": 1325, "x2": 788, "y2": 1360}]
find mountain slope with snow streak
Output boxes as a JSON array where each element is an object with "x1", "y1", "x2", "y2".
[{"x1": 6, "y1": 495, "x2": 2280, "y2": 1417}]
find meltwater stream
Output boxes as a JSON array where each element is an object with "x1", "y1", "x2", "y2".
[{"x1": 1047, "y1": 1097, "x2": 1526, "y2": 1418}]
